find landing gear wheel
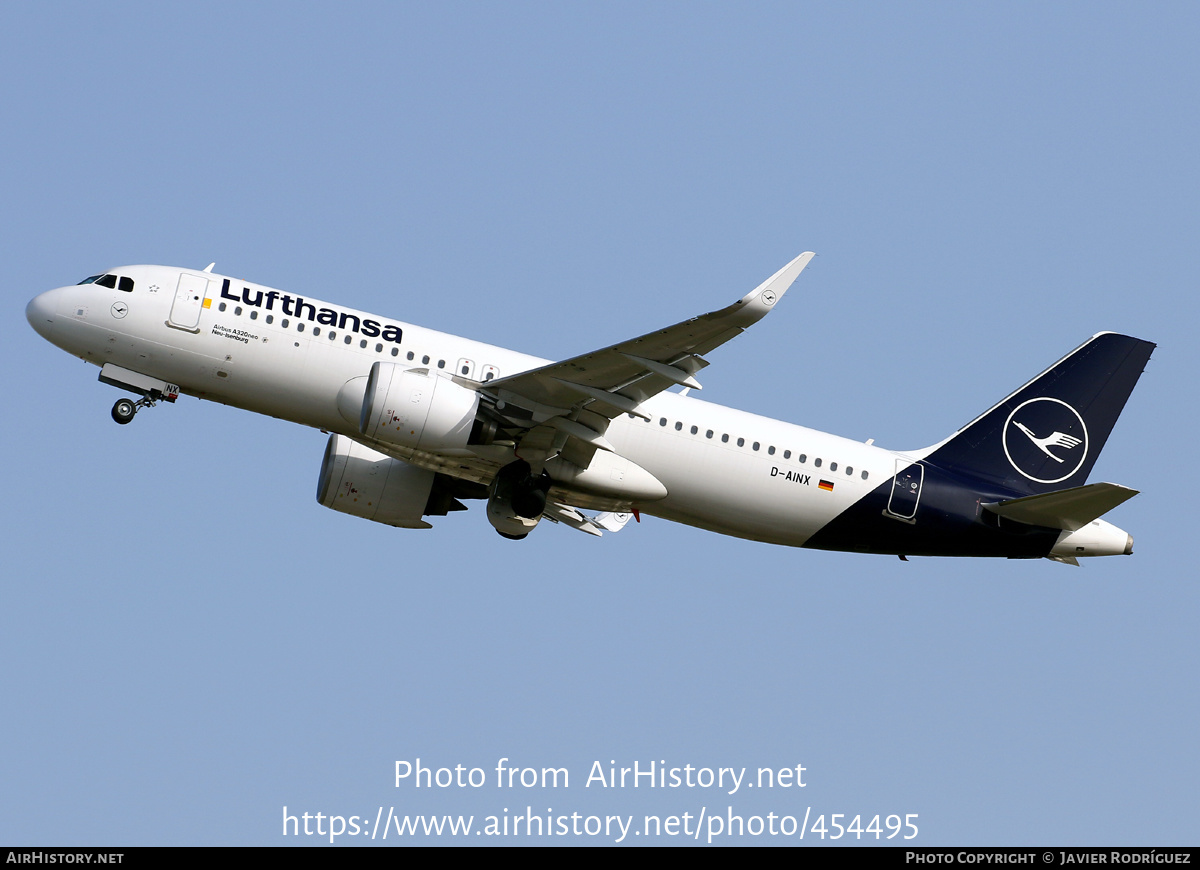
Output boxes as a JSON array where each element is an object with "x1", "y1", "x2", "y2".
[{"x1": 111, "y1": 398, "x2": 137, "y2": 425}]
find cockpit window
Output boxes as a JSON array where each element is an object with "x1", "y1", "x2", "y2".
[{"x1": 80, "y1": 273, "x2": 134, "y2": 292}]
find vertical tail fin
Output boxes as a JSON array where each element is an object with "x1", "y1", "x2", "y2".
[{"x1": 925, "y1": 332, "x2": 1155, "y2": 495}]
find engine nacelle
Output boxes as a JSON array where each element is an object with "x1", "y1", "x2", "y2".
[
  {"x1": 316, "y1": 434, "x2": 435, "y2": 528},
  {"x1": 360, "y1": 362, "x2": 479, "y2": 452},
  {"x1": 486, "y1": 460, "x2": 548, "y2": 540}
]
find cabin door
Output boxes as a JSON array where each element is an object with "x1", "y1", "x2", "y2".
[
  {"x1": 169, "y1": 273, "x2": 210, "y2": 331},
  {"x1": 887, "y1": 460, "x2": 924, "y2": 520}
]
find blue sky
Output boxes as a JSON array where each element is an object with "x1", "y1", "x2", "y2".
[{"x1": 2, "y1": 2, "x2": 1196, "y2": 845}]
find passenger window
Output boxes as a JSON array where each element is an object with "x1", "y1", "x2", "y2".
[
  {"x1": 752, "y1": 442, "x2": 760, "y2": 451},
  {"x1": 297, "y1": 323, "x2": 305, "y2": 333},
  {"x1": 768, "y1": 446, "x2": 775, "y2": 455},
  {"x1": 737, "y1": 437, "x2": 745, "y2": 447},
  {"x1": 118, "y1": 276, "x2": 134, "y2": 292},
  {"x1": 218, "y1": 302, "x2": 227, "y2": 312},
  {"x1": 861, "y1": 470, "x2": 869, "y2": 480},
  {"x1": 345, "y1": 336, "x2": 353, "y2": 345},
  {"x1": 235, "y1": 306, "x2": 242, "y2": 316},
  {"x1": 437, "y1": 359, "x2": 445, "y2": 369},
  {"x1": 830, "y1": 462, "x2": 838, "y2": 472},
  {"x1": 783, "y1": 450, "x2": 791, "y2": 459},
  {"x1": 675, "y1": 421, "x2": 682, "y2": 431},
  {"x1": 799, "y1": 454, "x2": 807, "y2": 463},
  {"x1": 814, "y1": 458, "x2": 822, "y2": 468},
  {"x1": 422, "y1": 355, "x2": 430, "y2": 365},
  {"x1": 706, "y1": 430, "x2": 713, "y2": 439},
  {"x1": 722, "y1": 434, "x2": 729, "y2": 443},
  {"x1": 266, "y1": 315, "x2": 273, "y2": 325},
  {"x1": 328, "y1": 331, "x2": 336, "y2": 340},
  {"x1": 359, "y1": 339, "x2": 366, "y2": 348},
  {"x1": 690, "y1": 425, "x2": 698, "y2": 435},
  {"x1": 407, "y1": 351, "x2": 415, "y2": 360},
  {"x1": 375, "y1": 343, "x2": 383, "y2": 352},
  {"x1": 250, "y1": 310, "x2": 258, "y2": 320},
  {"x1": 660, "y1": 418, "x2": 667, "y2": 427},
  {"x1": 391, "y1": 348, "x2": 399, "y2": 356},
  {"x1": 846, "y1": 466, "x2": 853, "y2": 475},
  {"x1": 282, "y1": 318, "x2": 289, "y2": 328}
]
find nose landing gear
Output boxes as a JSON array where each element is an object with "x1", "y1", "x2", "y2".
[
  {"x1": 111, "y1": 395, "x2": 160, "y2": 425},
  {"x1": 100, "y1": 365, "x2": 180, "y2": 425}
]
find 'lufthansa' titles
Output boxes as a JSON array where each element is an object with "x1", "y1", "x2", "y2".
[{"x1": 220, "y1": 279, "x2": 403, "y2": 344}]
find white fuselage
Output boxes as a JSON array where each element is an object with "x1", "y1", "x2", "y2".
[{"x1": 27, "y1": 264, "x2": 907, "y2": 547}]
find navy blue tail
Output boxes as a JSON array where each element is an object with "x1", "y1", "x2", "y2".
[{"x1": 924, "y1": 332, "x2": 1155, "y2": 496}]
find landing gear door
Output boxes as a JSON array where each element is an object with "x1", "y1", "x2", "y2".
[
  {"x1": 168, "y1": 273, "x2": 210, "y2": 332},
  {"x1": 887, "y1": 459, "x2": 924, "y2": 520}
]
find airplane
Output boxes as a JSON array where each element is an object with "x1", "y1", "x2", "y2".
[{"x1": 25, "y1": 254, "x2": 1155, "y2": 564}]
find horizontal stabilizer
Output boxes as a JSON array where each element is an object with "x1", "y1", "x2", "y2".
[{"x1": 984, "y1": 482, "x2": 1138, "y2": 531}]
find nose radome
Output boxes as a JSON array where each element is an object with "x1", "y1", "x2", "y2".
[{"x1": 26, "y1": 290, "x2": 58, "y2": 340}]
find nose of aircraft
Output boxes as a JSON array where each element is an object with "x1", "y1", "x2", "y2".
[{"x1": 26, "y1": 289, "x2": 60, "y2": 340}]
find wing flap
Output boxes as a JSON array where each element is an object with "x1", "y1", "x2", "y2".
[{"x1": 543, "y1": 503, "x2": 636, "y2": 537}]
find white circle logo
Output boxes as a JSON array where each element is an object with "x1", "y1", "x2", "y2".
[{"x1": 1002, "y1": 397, "x2": 1088, "y2": 484}]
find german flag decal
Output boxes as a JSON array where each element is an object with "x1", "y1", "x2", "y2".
[{"x1": 818, "y1": 479, "x2": 835, "y2": 492}]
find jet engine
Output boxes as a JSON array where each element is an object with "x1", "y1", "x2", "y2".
[
  {"x1": 486, "y1": 460, "x2": 551, "y2": 539},
  {"x1": 360, "y1": 362, "x2": 479, "y2": 452},
  {"x1": 316, "y1": 433, "x2": 438, "y2": 528}
]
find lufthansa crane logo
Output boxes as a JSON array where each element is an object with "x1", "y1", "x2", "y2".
[{"x1": 1002, "y1": 397, "x2": 1088, "y2": 484}]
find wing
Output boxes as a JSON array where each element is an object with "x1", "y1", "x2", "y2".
[{"x1": 475, "y1": 252, "x2": 814, "y2": 470}]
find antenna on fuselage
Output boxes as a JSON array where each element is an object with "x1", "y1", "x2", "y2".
[{"x1": 203, "y1": 263, "x2": 215, "y2": 273}]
